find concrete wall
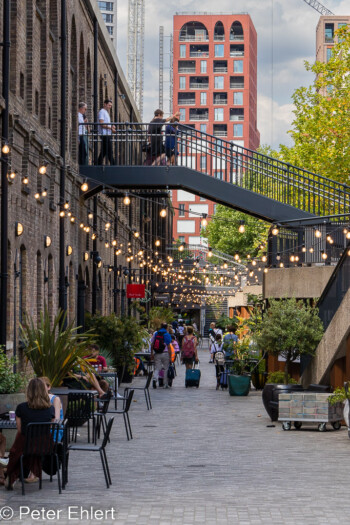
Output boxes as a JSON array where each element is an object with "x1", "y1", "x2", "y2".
[{"x1": 263, "y1": 267, "x2": 334, "y2": 299}]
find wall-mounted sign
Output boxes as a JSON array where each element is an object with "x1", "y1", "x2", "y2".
[{"x1": 126, "y1": 284, "x2": 146, "y2": 299}]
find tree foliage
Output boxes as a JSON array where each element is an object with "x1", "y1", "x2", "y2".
[
  {"x1": 201, "y1": 205, "x2": 269, "y2": 259},
  {"x1": 255, "y1": 298, "x2": 324, "y2": 384},
  {"x1": 280, "y1": 26, "x2": 350, "y2": 183}
]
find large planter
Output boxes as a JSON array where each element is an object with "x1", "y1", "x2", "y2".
[
  {"x1": 228, "y1": 374, "x2": 251, "y2": 396},
  {"x1": 251, "y1": 371, "x2": 267, "y2": 390},
  {"x1": 262, "y1": 383, "x2": 304, "y2": 421}
]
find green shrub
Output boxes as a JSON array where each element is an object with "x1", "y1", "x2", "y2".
[
  {"x1": 266, "y1": 371, "x2": 298, "y2": 384},
  {"x1": 0, "y1": 351, "x2": 27, "y2": 394}
]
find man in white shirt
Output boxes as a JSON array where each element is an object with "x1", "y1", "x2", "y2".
[
  {"x1": 98, "y1": 99, "x2": 116, "y2": 165},
  {"x1": 78, "y1": 102, "x2": 88, "y2": 165}
]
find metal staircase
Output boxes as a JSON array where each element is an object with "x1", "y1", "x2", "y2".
[{"x1": 80, "y1": 123, "x2": 350, "y2": 223}]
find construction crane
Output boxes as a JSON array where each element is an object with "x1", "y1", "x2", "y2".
[
  {"x1": 127, "y1": 0, "x2": 145, "y2": 118},
  {"x1": 302, "y1": 0, "x2": 334, "y2": 16}
]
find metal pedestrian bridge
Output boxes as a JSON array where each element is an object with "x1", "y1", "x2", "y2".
[{"x1": 80, "y1": 123, "x2": 350, "y2": 224}]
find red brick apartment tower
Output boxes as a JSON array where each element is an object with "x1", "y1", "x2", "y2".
[{"x1": 172, "y1": 14, "x2": 260, "y2": 245}]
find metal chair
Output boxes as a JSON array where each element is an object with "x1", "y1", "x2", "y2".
[
  {"x1": 125, "y1": 371, "x2": 153, "y2": 410},
  {"x1": 94, "y1": 396, "x2": 111, "y2": 441},
  {"x1": 68, "y1": 417, "x2": 114, "y2": 488},
  {"x1": 66, "y1": 392, "x2": 95, "y2": 443},
  {"x1": 108, "y1": 389, "x2": 134, "y2": 440},
  {"x1": 19, "y1": 421, "x2": 62, "y2": 496}
]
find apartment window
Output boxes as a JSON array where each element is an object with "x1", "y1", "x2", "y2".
[
  {"x1": 214, "y1": 76, "x2": 224, "y2": 89},
  {"x1": 214, "y1": 108, "x2": 224, "y2": 121},
  {"x1": 215, "y1": 44, "x2": 224, "y2": 57},
  {"x1": 102, "y1": 13, "x2": 113, "y2": 23},
  {"x1": 180, "y1": 45, "x2": 186, "y2": 58},
  {"x1": 234, "y1": 60, "x2": 243, "y2": 73},
  {"x1": 200, "y1": 156, "x2": 207, "y2": 170},
  {"x1": 234, "y1": 92, "x2": 243, "y2": 105},
  {"x1": 200, "y1": 60, "x2": 207, "y2": 73},
  {"x1": 326, "y1": 47, "x2": 332, "y2": 62},
  {"x1": 325, "y1": 23, "x2": 334, "y2": 42},
  {"x1": 106, "y1": 25, "x2": 113, "y2": 35},
  {"x1": 200, "y1": 124, "x2": 207, "y2": 133},
  {"x1": 200, "y1": 92, "x2": 207, "y2": 105},
  {"x1": 98, "y1": 1, "x2": 113, "y2": 10},
  {"x1": 179, "y1": 77, "x2": 186, "y2": 89},
  {"x1": 234, "y1": 123, "x2": 243, "y2": 137},
  {"x1": 179, "y1": 204, "x2": 185, "y2": 217},
  {"x1": 338, "y1": 23, "x2": 346, "y2": 42},
  {"x1": 179, "y1": 108, "x2": 186, "y2": 121}
]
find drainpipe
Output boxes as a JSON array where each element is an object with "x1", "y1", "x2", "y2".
[
  {"x1": 58, "y1": 0, "x2": 67, "y2": 316},
  {"x1": 92, "y1": 18, "x2": 98, "y2": 314}
]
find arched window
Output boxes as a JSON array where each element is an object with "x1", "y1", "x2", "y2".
[
  {"x1": 50, "y1": 0, "x2": 59, "y2": 137},
  {"x1": 179, "y1": 22, "x2": 209, "y2": 42},
  {"x1": 37, "y1": 0, "x2": 47, "y2": 126},
  {"x1": 70, "y1": 16, "x2": 78, "y2": 160},
  {"x1": 230, "y1": 21, "x2": 244, "y2": 41},
  {"x1": 79, "y1": 33, "x2": 85, "y2": 102},
  {"x1": 214, "y1": 21, "x2": 225, "y2": 41},
  {"x1": 86, "y1": 49, "x2": 92, "y2": 118}
]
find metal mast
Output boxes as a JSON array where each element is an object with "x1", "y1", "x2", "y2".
[
  {"x1": 127, "y1": 0, "x2": 145, "y2": 117},
  {"x1": 159, "y1": 26, "x2": 164, "y2": 109},
  {"x1": 169, "y1": 33, "x2": 173, "y2": 114},
  {"x1": 302, "y1": 0, "x2": 334, "y2": 16}
]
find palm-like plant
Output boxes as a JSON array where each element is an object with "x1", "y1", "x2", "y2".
[{"x1": 20, "y1": 308, "x2": 95, "y2": 387}]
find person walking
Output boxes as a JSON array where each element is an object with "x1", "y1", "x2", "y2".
[
  {"x1": 78, "y1": 102, "x2": 89, "y2": 165},
  {"x1": 98, "y1": 98, "x2": 116, "y2": 165},
  {"x1": 176, "y1": 320, "x2": 185, "y2": 349},
  {"x1": 148, "y1": 109, "x2": 180, "y2": 165},
  {"x1": 151, "y1": 323, "x2": 172, "y2": 389},
  {"x1": 208, "y1": 322, "x2": 216, "y2": 362},
  {"x1": 223, "y1": 325, "x2": 238, "y2": 357},
  {"x1": 181, "y1": 326, "x2": 198, "y2": 371},
  {"x1": 165, "y1": 117, "x2": 179, "y2": 165}
]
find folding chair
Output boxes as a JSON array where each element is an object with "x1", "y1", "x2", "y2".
[
  {"x1": 20, "y1": 421, "x2": 62, "y2": 496},
  {"x1": 125, "y1": 371, "x2": 153, "y2": 410},
  {"x1": 108, "y1": 389, "x2": 134, "y2": 440},
  {"x1": 68, "y1": 417, "x2": 114, "y2": 488},
  {"x1": 66, "y1": 392, "x2": 96, "y2": 443}
]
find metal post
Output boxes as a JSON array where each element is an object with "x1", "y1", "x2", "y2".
[
  {"x1": 114, "y1": 69, "x2": 118, "y2": 164},
  {"x1": 13, "y1": 250, "x2": 20, "y2": 372},
  {"x1": 92, "y1": 196, "x2": 97, "y2": 314},
  {"x1": 59, "y1": 0, "x2": 67, "y2": 316},
  {"x1": 113, "y1": 197, "x2": 118, "y2": 314},
  {"x1": 0, "y1": 0, "x2": 10, "y2": 347},
  {"x1": 92, "y1": 19, "x2": 98, "y2": 314},
  {"x1": 93, "y1": 18, "x2": 98, "y2": 165}
]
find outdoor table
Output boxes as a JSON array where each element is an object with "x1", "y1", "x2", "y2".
[{"x1": 0, "y1": 419, "x2": 17, "y2": 430}]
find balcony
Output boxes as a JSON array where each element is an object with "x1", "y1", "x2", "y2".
[
  {"x1": 179, "y1": 24, "x2": 209, "y2": 42},
  {"x1": 213, "y1": 124, "x2": 227, "y2": 137},
  {"x1": 230, "y1": 108, "x2": 244, "y2": 121},
  {"x1": 230, "y1": 44, "x2": 244, "y2": 57},
  {"x1": 230, "y1": 76, "x2": 244, "y2": 89},
  {"x1": 178, "y1": 60, "x2": 196, "y2": 74},
  {"x1": 189, "y1": 45, "x2": 209, "y2": 58},
  {"x1": 178, "y1": 93, "x2": 196, "y2": 105},
  {"x1": 230, "y1": 34, "x2": 244, "y2": 41},
  {"x1": 213, "y1": 60, "x2": 227, "y2": 73},
  {"x1": 189, "y1": 109, "x2": 209, "y2": 121},
  {"x1": 190, "y1": 76, "x2": 209, "y2": 89},
  {"x1": 213, "y1": 93, "x2": 227, "y2": 105}
]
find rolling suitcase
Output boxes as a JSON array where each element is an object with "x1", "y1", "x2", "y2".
[
  {"x1": 220, "y1": 370, "x2": 228, "y2": 390},
  {"x1": 185, "y1": 364, "x2": 201, "y2": 388}
]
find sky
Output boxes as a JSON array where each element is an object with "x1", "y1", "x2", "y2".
[{"x1": 115, "y1": 0, "x2": 348, "y2": 150}]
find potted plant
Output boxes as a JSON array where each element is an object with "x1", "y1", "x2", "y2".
[
  {"x1": 148, "y1": 307, "x2": 174, "y2": 331},
  {"x1": 86, "y1": 314, "x2": 149, "y2": 383},
  {"x1": 20, "y1": 308, "x2": 96, "y2": 387},
  {"x1": 256, "y1": 298, "x2": 324, "y2": 421},
  {"x1": 226, "y1": 337, "x2": 256, "y2": 396},
  {"x1": 0, "y1": 351, "x2": 27, "y2": 414}
]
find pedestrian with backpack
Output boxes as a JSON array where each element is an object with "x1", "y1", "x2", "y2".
[
  {"x1": 176, "y1": 320, "x2": 185, "y2": 349},
  {"x1": 151, "y1": 323, "x2": 172, "y2": 389},
  {"x1": 181, "y1": 326, "x2": 198, "y2": 370}
]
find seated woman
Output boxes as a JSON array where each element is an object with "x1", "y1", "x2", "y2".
[{"x1": 4, "y1": 378, "x2": 55, "y2": 490}]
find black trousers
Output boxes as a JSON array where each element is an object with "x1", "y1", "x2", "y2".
[
  {"x1": 78, "y1": 135, "x2": 88, "y2": 165},
  {"x1": 98, "y1": 135, "x2": 114, "y2": 165}
]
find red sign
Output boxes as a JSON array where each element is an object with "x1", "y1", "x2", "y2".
[{"x1": 126, "y1": 284, "x2": 146, "y2": 299}]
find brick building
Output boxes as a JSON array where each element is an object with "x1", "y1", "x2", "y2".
[
  {"x1": 0, "y1": 0, "x2": 172, "y2": 351},
  {"x1": 172, "y1": 13, "x2": 259, "y2": 245}
]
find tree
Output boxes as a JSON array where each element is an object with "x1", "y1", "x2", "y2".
[
  {"x1": 280, "y1": 26, "x2": 350, "y2": 183},
  {"x1": 201, "y1": 205, "x2": 269, "y2": 259},
  {"x1": 255, "y1": 298, "x2": 324, "y2": 385}
]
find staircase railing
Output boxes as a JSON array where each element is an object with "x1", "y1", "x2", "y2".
[{"x1": 82, "y1": 122, "x2": 350, "y2": 217}]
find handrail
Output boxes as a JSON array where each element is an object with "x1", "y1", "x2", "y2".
[{"x1": 80, "y1": 122, "x2": 350, "y2": 217}]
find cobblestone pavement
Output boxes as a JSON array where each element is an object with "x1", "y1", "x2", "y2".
[{"x1": 1, "y1": 342, "x2": 350, "y2": 524}]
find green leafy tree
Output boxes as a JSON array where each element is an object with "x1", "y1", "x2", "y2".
[
  {"x1": 148, "y1": 307, "x2": 174, "y2": 330},
  {"x1": 280, "y1": 26, "x2": 350, "y2": 183},
  {"x1": 202, "y1": 205, "x2": 269, "y2": 259},
  {"x1": 255, "y1": 298, "x2": 324, "y2": 384}
]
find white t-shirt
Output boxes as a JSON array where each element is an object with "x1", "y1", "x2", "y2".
[
  {"x1": 98, "y1": 108, "x2": 112, "y2": 135},
  {"x1": 211, "y1": 341, "x2": 223, "y2": 355},
  {"x1": 214, "y1": 328, "x2": 223, "y2": 337},
  {"x1": 177, "y1": 325, "x2": 185, "y2": 335},
  {"x1": 78, "y1": 112, "x2": 86, "y2": 135}
]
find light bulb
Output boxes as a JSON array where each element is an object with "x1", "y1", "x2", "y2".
[
  {"x1": 64, "y1": 201, "x2": 69, "y2": 209},
  {"x1": 34, "y1": 192, "x2": 40, "y2": 199},
  {"x1": 155, "y1": 240, "x2": 161, "y2": 247},
  {"x1": 160, "y1": 208, "x2": 167, "y2": 218},
  {"x1": 2, "y1": 143, "x2": 10, "y2": 154},
  {"x1": 81, "y1": 181, "x2": 89, "y2": 192},
  {"x1": 22, "y1": 176, "x2": 29, "y2": 184},
  {"x1": 272, "y1": 224, "x2": 279, "y2": 236},
  {"x1": 238, "y1": 220, "x2": 245, "y2": 233},
  {"x1": 314, "y1": 229, "x2": 322, "y2": 238},
  {"x1": 123, "y1": 194, "x2": 130, "y2": 205},
  {"x1": 38, "y1": 165, "x2": 47, "y2": 175},
  {"x1": 41, "y1": 188, "x2": 47, "y2": 197}
]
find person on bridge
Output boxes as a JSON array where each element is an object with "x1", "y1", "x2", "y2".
[
  {"x1": 98, "y1": 98, "x2": 116, "y2": 165},
  {"x1": 165, "y1": 117, "x2": 180, "y2": 165},
  {"x1": 148, "y1": 109, "x2": 180, "y2": 166}
]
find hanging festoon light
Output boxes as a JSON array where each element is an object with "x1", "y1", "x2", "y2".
[
  {"x1": 207, "y1": 247, "x2": 213, "y2": 258},
  {"x1": 38, "y1": 163, "x2": 47, "y2": 175},
  {"x1": 2, "y1": 142, "x2": 10, "y2": 154},
  {"x1": 8, "y1": 169, "x2": 16, "y2": 181},
  {"x1": 22, "y1": 175, "x2": 29, "y2": 185},
  {"x1": 271, "y1": 223, "x2": 279, "y2": 236},
  {"x1": 160, "y1": 207, "x2": 167, "y2": 218},
  {"x1": 155, "y1": 239, "x2": 161, "y2": 247},
  {"x1": 261, "y1": 252, "x2": 267, "y2": 263},
  {"x1": 321, "y1": 249, "x2": 327, "y2": 260},
  {"x1": 301, "y1": 245, "x2": 306, "y2": 253},
  {"x1": 201, "y1": 214, "x2": 208, "y2": 227},
  {"x1": 63, "y1": 200, "x2": 70, "y2": 210},
  {"x1": 314, "y1": 227, "x2": 322, "y2": 238},
  {"x1": 123, "y1": 193, "x2": 130, "y2": 205},
  {"x1": 238, "y1": 220, "x2": 245, "y2": 233},
  {"x1": 41, "y1": 188, "x2": 48, "y2": 197},
  {"x1": 81, "y1": 179, "x2": 89, "y2": 192}
]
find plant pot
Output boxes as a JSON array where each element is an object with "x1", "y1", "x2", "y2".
[
  {"x1": 228, "y1": 374, "x2": 251, "y2": 396},
  {"x1": 251, "y1": 371, "x2": 267, "y2": 390},
  {"x1": 117, "y1": 367, "x2": 133, "y2": 384},
  {"x1": 0, "y1": 392, "x2": 26, "y2": 451},
  {"x1": 262, "y1": 383, "x2": 304, "y2": 421}
]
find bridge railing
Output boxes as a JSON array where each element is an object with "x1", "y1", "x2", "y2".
[{"x1": 81, "y1": 122, "x2": 350, "y2": 216}]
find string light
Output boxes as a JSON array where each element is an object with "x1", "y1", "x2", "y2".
[
  {"x1": 2, "y1": 143, "x2": 10, "y2": 154},
  {"x1": 201, "y1": 214, "x2": 208, "y2": 227},
  {"x1": 22, "y1": 175, "x2": 29, "y2": 185},
  {"x1": 81, "y1": 180, "x2": 89, "y2": 192},
  {"x1": 314, "y1": 228, "x2": 322, "y2": 238},
  {"x1": 123, "y1": 193, "x2": 130, "y2": 205},
  {"x1": 271, "y1": 224, "x2": 279, "y2": 236},
  {"x1": 38, "y1": 164, "x2": 47, "y2": 175},
  {"x1": 238, "y1": 220, "x2": 245, "y2": 233},
  {"x1": 160, "y1": 208, "x2": 167, "y2": 218}
]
